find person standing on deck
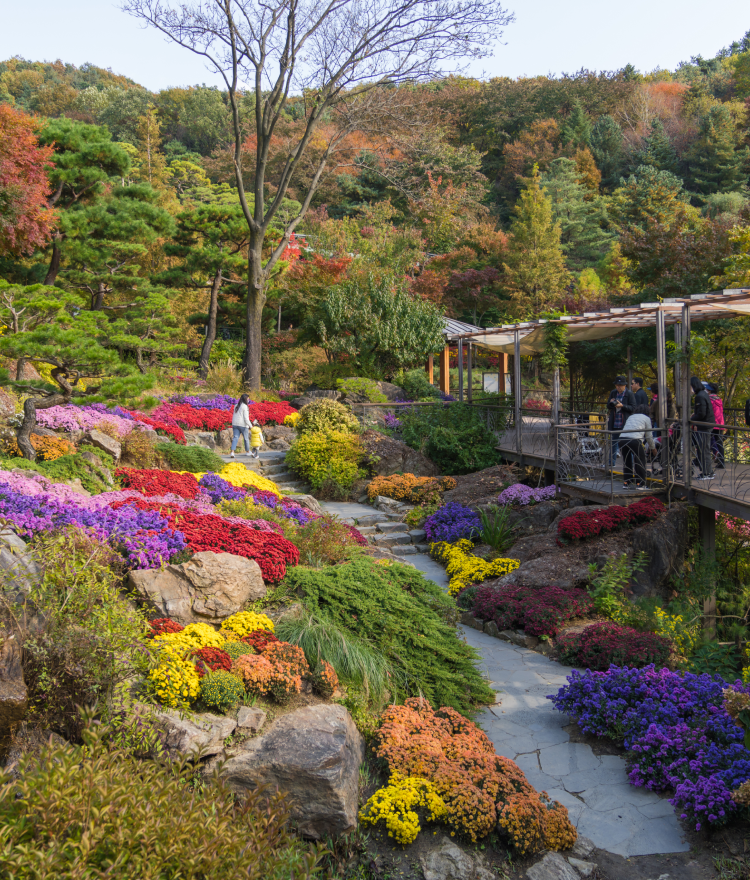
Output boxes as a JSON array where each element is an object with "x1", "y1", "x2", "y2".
[
  {"x1": 606, "y1": 377, "x2": 636, "y2": 467},
  {"x1": 690, "y1": 377, "x2": 715, "y2": 480}
]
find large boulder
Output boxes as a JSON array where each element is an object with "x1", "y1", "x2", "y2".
[
  {"x1": 184, "y1": 430, "x2": 217, "y2": 450},
  {"x1": 376, "y1": 381, "x2": 405, "y2": 401},
  {"x1": 360, "y1": 430, "x2": 438, "y2": 477},
  {"x1": 133, "y1": 704, "x2": 237, "y2": 758},
  {"x1": 630, "y1": 504, "x2": 689, "y2": 598},
  {"x1": 83, "y1": 428, "x2": 122, "y2": 465},
  {"x1": 127, "y1": 551, "x2": 266, "y2": 625},
  {"x1": 419, "y1": 837, "x2": 495, "y2": 880},
  {"x1": 292, "y1": 389, "x2": 342, "y2": 409},
  {"x1": 220, "y1": 703, "x2": 364, "y2": 838},
  {"x1": 285, "y1": 494, "x2": 324, "y2": 516},
  {"x1": 263, "y1": 425, "x2": 295, "y2": 442},
  {"x1": 217, "y1": 428, "x2": 233, "y2": 450},
  {"x1": 0, "y1": 633, "x2": 27, "y2": 735},
  {"x1": 525, "y1": 852, "x2": 579, "y2": 880},
  {"x1": 0, "y1": 530, "x2": 42, "y2": 597}
]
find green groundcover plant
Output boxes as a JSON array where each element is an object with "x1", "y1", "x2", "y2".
[
  {"x1": 155, "y1": 441, "x2": 226, "y2": 474},
  {"x1": 282, "y1": 557, "x2": 494, "y2": 715}
]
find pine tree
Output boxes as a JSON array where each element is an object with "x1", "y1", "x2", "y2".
[
  {"x1": 541, "y1": 158, "x2": 612, "y2": 270},
  {"x1": 611, "y1": 165, "x2": 693, "y2": 230},
  {"x1": 635, "y1": 119, "x2": 678, "y2": 174},
  {"x1": 590, "y1": 115, "x2": 625, "y2": 191},
  {"x1": 502, "y1": 166, "x2": 570, "y2": 316},
  {"x1": 688, "y1": 105, "x2": 750, "y2": 196},
  {"x1": 560, "y1": 99, "x2": 592, "y2": 150}
]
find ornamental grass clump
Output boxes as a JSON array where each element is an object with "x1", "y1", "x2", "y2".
[
  {"x1": 282, "y1": 557, "x2": 494, "y2": 715},
  {"x1": 423, "y1": 502, "x2": 481, "y2": 543},
  {"x1": 470, "y1": 583, "x2": 594, "y2": 638},
  {"x1": 364, "y1": 698, "x2": 576, "y2": 851},
  {"x1": 199, "y1": 670, "x2": 245, "y2": 712},
  {"x1": 549, "y1": 665, "x2": 750, "y2": 831},
  {"x1": 0, "y1": 716, "x2": 312, "y2": 879},
  {"x1": 367, "y1": 474, "x2": 456, "y2": 505},
  {"x1": 430, "y1": 539, "x2": 520, "y2": 597}
]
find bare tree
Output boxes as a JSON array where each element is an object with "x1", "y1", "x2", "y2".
[{"x1": 122, "y1": 0, "x2": 513, "y2": 391}]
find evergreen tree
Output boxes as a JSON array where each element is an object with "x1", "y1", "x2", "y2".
[
  {"x1": 590, "y1": 115, "x2": 625, "y2": 191},
  {"x1": 541, "y1": 158, "x2": 612, "y2": 269},
  {"x1": 560, "y1": 99, "x2": 592, "y2": 150},
  {"x1": 501, "y1": 166, "x2": 570, "y2": 316},
  {"x1": 611, "y1": 165, "x2": 693, "y2": 230},
  {"x1": 635, "y1": 119, "x2": 679, "y2": 174},
  {"x1": 688, "y1": 105, "x2": 750, "y2": 196},
  {"x1": 332, "y1": 151, "x2": 393, "y2": 218}
]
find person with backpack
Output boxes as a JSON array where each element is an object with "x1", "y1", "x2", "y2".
[
  {"x1": 690, "y1": 377, "x2": 715, "y2": 480},
  {"x1": 705, "y1": 383, "x2": 725, "y2": 469},
  {"x1": 230, "y1": 394, "x2": 251, "y2": 457}
]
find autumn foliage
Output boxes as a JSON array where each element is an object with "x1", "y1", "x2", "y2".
[{"x1": 0, "y1": 105, "x2": 57, "y2": 255}]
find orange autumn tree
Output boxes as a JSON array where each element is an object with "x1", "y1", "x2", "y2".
[{"x1": 0, "y1": 105, "x2": 57, "y2": 256}]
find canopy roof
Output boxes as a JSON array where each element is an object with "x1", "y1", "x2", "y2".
[
  {"x1": 453, "y1": 289, "x2": 750, "y2": 354},
  {"x1": 443, "y1": 318, "x2": 483, "y2": 341}
]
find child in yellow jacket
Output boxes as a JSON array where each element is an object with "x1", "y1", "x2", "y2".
[{"x1": 249, "y1": 420, "x2": 264, "y2": 459}]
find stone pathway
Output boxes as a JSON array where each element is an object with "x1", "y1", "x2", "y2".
[{"x1": 386, "y1": 532, "x2": 690, "y2": 859}]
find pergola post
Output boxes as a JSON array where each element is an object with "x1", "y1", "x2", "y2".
[
  {"x1": 498, "y1": 352, "x2": 508, "y2": 397},
  {"x1": 655, "y1": 308, "x2": 669, "y2": 475},
  {"x1": 467, "y1": 342, "x2": 473, "y2": 403},
  {"x1": 457, "y1": 339, "x2": 464, "y2": 402},
  {"x1": 673, "y1": 323, "x2": 681, "y2": 410},
  {"x1": 681, "y1": 304, "x2": 691, "y2": 492},
  {"x1": 514, "y1": 329, "x2": 522, "y2": 455},
  {"x1": 426, "y1": 354, "x2": 434, "y2": 385},
  {"x1": 699, "y1": 505, "x2": 717, "y2": 637},
  {"x1": 438, "y1": 345, "x2": 450, "y2": 395},
  {"x1": 552, "y1": 366, "x2": 560, "y2": 427}
]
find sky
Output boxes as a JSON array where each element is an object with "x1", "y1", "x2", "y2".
[{"x1": 1, "y1": 0, "x2": 748, "y2": 92}]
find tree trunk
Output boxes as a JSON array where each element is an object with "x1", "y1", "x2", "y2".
[
  {"x1": 44, "y1": 235, "x2": 62, "y2": 286},
  {"x1": 198, "y1": 270, "x2": 222, "y2": 379},
  {"x1": 17, "y1": 398, "x2": 38, "y2": 461},
  {"x1": 92, "y1": 283, "x2": 107, "y2": 310},
  {"x1": 244, "y1": 242, "x2": 265, "y2": 393},
  {"x1": 135, "y1": 349, "x2": 146, "y2": 374},
  {"x1": 15, "y1": 358, "x2": 27, "y2": 381}
]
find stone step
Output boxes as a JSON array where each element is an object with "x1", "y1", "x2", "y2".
[
  {"x1": 415, "y1": 543, "x2": 431, "y2": 554},
  {"x1": 408, "y1": 529, "x2": 426, "y2": 543},
  {"x1": 371, "y1": 532, "x2": 411, "y2": 547},
  {"x1": 356, "y1": 525, "x2": 378, "y2": 535},
  {"x1": 392, "y1": 545, "x2": 419, "y2": 556},
  {"x1": 262, "y1": 463, "x2": 290, "y2": 475},
  {"x1": 355, "y1": 513, "x2": 392, "y2": 526},
  {"x1": 375, "y1": 521, "x2": 409, "y2": 534},
  {"x1": 277, "y1": 482, "x2": 307, "y2": 492}
]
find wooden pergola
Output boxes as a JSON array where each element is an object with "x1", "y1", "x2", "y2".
[{"x1": 431, "y1": 318, "x2": 510, "y2": 398}]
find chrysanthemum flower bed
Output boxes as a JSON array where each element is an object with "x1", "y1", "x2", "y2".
[
  {"x1": 430, "y1": 539, "x2": 519, "y2": 597},
  {"x1": 549, "y1": 665, "x2": 750, "y2": 831},
  {"x1": 367, "y1": 474, "x2": 457, "y2": 505},
  {"x1": 557, "y1": 497, "x2": 665, "y2": 544},
  {"x1": 465, "y1": 582, "x2": 594, "y2": 638},
  {"x1": 497, "y1": 483, "x2": 556, "y2": 506},
  {"x1": 116, "y1": 468, "x2": 202, "y2": 500},
  {"x1": 423, "y1": 502, "x2": 481, "y2": 543},
  {"x1": 361, "y1": 698, "x2": 576, "y2": 851}
]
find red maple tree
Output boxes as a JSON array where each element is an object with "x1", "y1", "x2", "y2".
[{"x1": 0, "y1": 105, "x2": 57, "y2": 256}]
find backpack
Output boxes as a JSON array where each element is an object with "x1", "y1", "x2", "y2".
[{"x1": 709, "y1": 395, "x2": 724, "y2": 427}]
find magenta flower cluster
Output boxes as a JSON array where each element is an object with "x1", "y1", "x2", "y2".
[
  {"x1": 549, "y1": 665, "x2": 750, "y2": 830},
  {"x1": 497, "y1": 483, "x2": 556, "y2": 506},
  {"x1": 35, "y1": 405, "x2": 140, "y2": 438},
  {"x1": 168, "y1": 394, "x2": 240, "y2": 411}
]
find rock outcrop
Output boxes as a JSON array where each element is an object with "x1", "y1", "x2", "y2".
[
  {"x1": 419, "y1": 837, "x2": 496, "y2": 880},
  {"x1": 220, "y1": 703, "x2": 364, "y2": 838},
  {"x1": 630, "y1": 504, "x2": 689, "y2": 598},
  {"x1": 360, "y1": 430, "x2": 438, "y2": 477},
  {"x1": 83, "y1": 428, "x2": 122, "y2": 465},
  {"x1": 127, "y1": 552, "x2": 266, "y2": 625},
  {"x1": 184, "y1": 430, "x2": 218, "y2": 450},
  {"x1": 0, "y1": 530, "x2": 42, "y2": 596},
  {"x1": 134, "y1": 704, "x2": 237, "y2": 758}
]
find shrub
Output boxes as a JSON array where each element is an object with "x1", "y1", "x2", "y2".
[
  {"x1": 478, "y1": 504, "x2": 516, "y2": 553},
  {"x1": 399, "y1": 368, "x2": 439, "y2": 401},
  {"x1": 336, "y1": 377, "x2": 388, "y2": 403},
  {"x1": 311, "y1": 660, "x2": 339, "y2": 697},
  {"x1": 364, "y1": 698, "x2": 576, "y2": 850},
  {"x1": 233, "y1": 653, "x2": 274, "y2": 694},
  {"x1": 148, "y1": 655, "x2": 201, "y2": 709},
  {"x1": 205, "y1": 358, "x2": 243, "y2": 395},
  {"x1": 284, "y1": 412, "x2": 302, "y2": 428},
  {"x1": 399, "y1": 403, "x2": 500, "y2": 475},
  {"x1": 223, "y1": 640, "x2": 255, "y2": 661},
  {"x1": 472, "y1": 583, "x2": 594, "y2": 637},
  {"x1": 155, "y1": 442, "x2": 226, "y2": 474},
  {"x1": 8, "y1": 453, "x2": 112, "y2": 494},
  {"x1": 241, "y1": 630, "x2": 279, "y2": 652},
  {"x1": 200, "y1": 670, "x2": 245, "y2": 712},
  {"x1": 276, "y1": 613, "x2": 392, "y2": 701},
  {"x1": 221, "y1": 611, "x2": 275, "y2": 639},
  {"x1": 267, "y1": 663, "x2": 302, "y2": 702},
  {"x1": 290, "y1": 515, "x2": 366, "y2": 566},
  {"x1": 430, "y1": 539, "x2": 520, "y2": 597},
  {"x1": 1, "y1": 433, "x2": 76, "y2": 461},
  {"x1": 367, "y1": 474, "x2": 456, "y2": 504},
  {"x1": 283, "y1": 558, "x2": 494, "y2": 715},
  {"x1": 192, "y1": 647, "x2": 232, "y2": 678},
  {"x1": 120, "y1": 428, "x2": 160, "y2": 468},
  {"x1": 0, "y1": 717, "x2": 311, "y2": 879},
  {"x1": 286, "y1": 430, "x2": 364, "y2": 492},
  {"x1": 424, "y1": 502, "x2": 481, "y2": 543},
  {"x1": 264, "y1": 641, "x2": 309, "y2": 677},
  {"x1": 296, "y1": 399, "x2": 360, "y2": 435},
  {"x1": 556, "y1": 621, "x2": 673, "y2": 670},
  {"x1": 557, "y1": 497, "x2": 665, "y2": 544},
  {"x1": 359, "y1": 776, "x2": 447, "y2": 844},
  {"x1": 404, "y1": 501, "x2": 440, "y2": 529}
]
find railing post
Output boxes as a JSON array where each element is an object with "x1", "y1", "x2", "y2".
[
  {"x1": 457, "y1": 339, "x2": 464, "y2": 403},
  {"x1": 552, "y1": 366, "x2": 560, "y2": 427},
  {"x1": 681, "y1": 304, "x2": 691, "y2": 492},
  {"x1": 514, "y1": 329, "x2": 522, "y2": 456},
  {"x1": 656, "y1": 308, "x2": 669, "y2": 479},
  {"x1": 467, "y1": 342, "x2": 473, "y2": 403}
]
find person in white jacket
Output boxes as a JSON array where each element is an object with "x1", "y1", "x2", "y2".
[
  {"x1": 230, "y1": 394, "x2": 251, "y2": 457},
  {"x1": 618, "y1": 405, "x2": 656, "y2": 489}
]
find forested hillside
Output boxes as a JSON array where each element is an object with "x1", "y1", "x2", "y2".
[{"x1": 1, "y1": 29, "x2": 750, "y2": 402}]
